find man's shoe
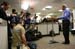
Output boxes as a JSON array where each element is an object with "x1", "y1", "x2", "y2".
[{"x1": 62, "y1": 42, "x2": 70, "y2": 44}]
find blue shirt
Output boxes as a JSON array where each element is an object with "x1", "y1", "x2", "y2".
[{"x1": 59, "y1": 8, "x2": 71, "y2": 20}]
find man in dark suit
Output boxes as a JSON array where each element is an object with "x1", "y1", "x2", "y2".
[
  {"x1": 0, "y1": 2, "x2": 10, "y2": 20},
  {"x1": 0, "y1": 1, "x2": 11, "y2": 49}
]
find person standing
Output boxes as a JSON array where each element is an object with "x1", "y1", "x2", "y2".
[
  {"x1": 8, "y1": 9, "x2": 20, "y2": 48},
  {"x1": 19, "y1": 10, "x2": 26, "y2": 28},
  {"x1": 10, "y1": 9, "x2": 19, "y2": 29},
  {"x1": 0, "y1": 1, "x2": 12, "y2": 49},
  {"x1": 0, "y1": 1, "x2": 10, "y2": 20},
  {"x1": 58, "y1": 4, "x2": 71, "y2": 44},
  {"x1": 25, "y1": 12, "x2": 31, "y2": 30}
]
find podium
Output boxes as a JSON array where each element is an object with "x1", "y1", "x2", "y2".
[
  {"x1": 48, "y1": 18, "x2": 59, "y2": 44},
  {"x1": 38, "y1": 18, "x2": 59, "y2": 35}
]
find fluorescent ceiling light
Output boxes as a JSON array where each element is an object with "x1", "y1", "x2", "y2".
[
  {"x1": 21, "y1": 0, "x2": 37, "y2": 7},
  {"x1": 45, "y1": 6, "x2": 52, "y2": 9},
  {"x1": 21, "y1": 2, "x2": 29, "y2": 10},
  {"x1": 42, "y1": 5, "x2": 52, "y2": 11},
  {"x1": 58, "y1": 10, "x2": 63, "y2": 12},
  {"x1": 29, "y1": 0, "x2": 37, "y2": 7}
]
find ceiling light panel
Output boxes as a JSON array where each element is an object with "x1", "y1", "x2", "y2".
[{"x1": 45, "y1": 6, "x2": 53, "y2": 9}]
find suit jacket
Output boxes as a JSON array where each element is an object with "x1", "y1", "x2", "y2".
[{"x1": 0, "y1": 7, "x2": 8, "y2": 20}]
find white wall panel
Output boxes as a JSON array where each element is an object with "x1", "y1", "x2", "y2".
[{"x1": 0, "y1": 26, "x2": 8, "y2": 49}]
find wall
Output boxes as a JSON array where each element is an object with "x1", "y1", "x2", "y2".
[{"x1": 73, "y1": 9, "x2": 75, "y2": 29}]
